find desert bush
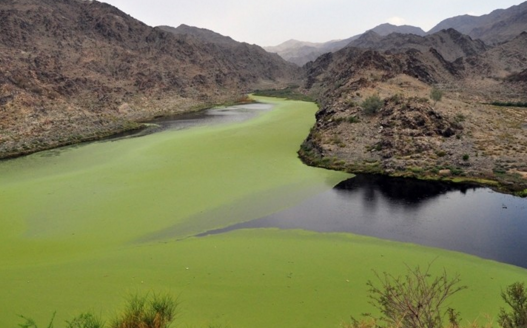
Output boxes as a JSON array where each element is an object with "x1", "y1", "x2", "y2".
[
  {"x1": 348, "y1": 116, "x2": 360, "y2": 123},
  {"x1": 111, "y1": 293, "x2": 177, "y2": 328},
  {"x1": 66, "y1": 313, "x2": 105, "y2": 328},
  {"x1": 358, "y1": 264, "x2": 466, "y2": 328},
  {"x1": 430, "y1": 87, "x2": 443, "y2": 104},
  {"x1": 18, "y1": 294, "x2": 177, "y2": 328},
  {"x1": 362, "y1": 95, "x2": 383, "y2": 115},
  {"x1": 498, "y1": 282, "x2": 527, "y2": 328},
  {"x1": 18, "y1": 313, "x2": 56, "y2": 328}
]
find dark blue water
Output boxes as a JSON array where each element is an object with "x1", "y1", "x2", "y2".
[{"x1": 199, "y1": 174, "x2": 527, "y2": 268}]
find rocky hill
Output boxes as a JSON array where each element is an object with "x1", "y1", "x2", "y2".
[
  {"x1": 429, "y1": 1, "x2": 527, "y2": 44},
  {"x1": 158, "y1": 24, "x2": 239, "y2": 46},
  {"x1": 300, "y1": 32, "x2": 527, "y2": 193},
  {"x1": 349, "y1": 28, "x2": 488, "y2": 62},
  {"x1": 0, "y1": 0, "x2": 299, "y2": 158},
  {"x1": 264, "y1": 23, "x2": 425, "y2": 66},
  {"x1": 370, "y1": 23, "x2": 426, "y2": 37},
  {"x1": 158, "y1": 24, "x2": 294, "y2": 82}
]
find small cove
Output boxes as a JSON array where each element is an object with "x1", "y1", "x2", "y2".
[
  {"x1": 107, "y1": 102, "x2": 274, "y2": 140},
  {"x1": 199, "y1": 174, "x2": 527, "y2": 268}
]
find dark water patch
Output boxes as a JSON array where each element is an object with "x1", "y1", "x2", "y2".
[
  {"x1": 25, "y1": 103, "x2": 273, "y2": 160},
  {"x1": 107, "y1": 103, "x2": 274, "y2": 140},
  {"x1": 198, "y1": 174, "x2": 527, "y2": 268}
]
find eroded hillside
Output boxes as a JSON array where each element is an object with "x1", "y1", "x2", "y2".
[
  {"x1": 300, "y1": 36, "x2": 527, "y2": 193},
  {"x1": 0, "y1": 0, "x2": 299, "y2": 158}
]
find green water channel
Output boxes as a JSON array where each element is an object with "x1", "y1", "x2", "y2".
[{"x1": 0, "y1": 96, "x2": 526, "y2": 328}]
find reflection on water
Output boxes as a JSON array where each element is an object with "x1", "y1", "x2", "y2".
[
  {"x1": 29, "y1": 103, "x2": 273, "y2": 159},
  {"x1": 199, "y1": 174, "x2": 527, "y2": 269},
  {"x1": 108, "y1": 103, "x2": 274, "y2": 139}
]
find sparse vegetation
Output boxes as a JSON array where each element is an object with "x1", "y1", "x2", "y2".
[
  {"x1": 361, "y1": 94, "x2": 383, "y2": 115},
  {"x1": 67, "y1": 313, "x2": 105, "y2": 328},
  {"x1": 18, "y1": 313, "x2": 56, "y2": 328},
  {"x1": 498, "y1": 282, "x2": 527, "y2": 328},
  {"x1": 454, "y1": 113, "x2": 466, "y2": 123},
  {"x1": 355, "y1": 264, "x2": 466, "y2": 328},
  {"x1": 18, "y1": 294, "x2": 177, "y2": 328},
  {"x1": 252, "y1": 86, "x2": 314, "y2": 102},
  {"x1": 463, "y1": 154, "x2": 470, "y2": 161},
  {"x1": 430, "y1": 87, "x2": 443, "y2": 104},
  {"x1": 347, "y1": 116, "x2": 360, "y2": 123}
]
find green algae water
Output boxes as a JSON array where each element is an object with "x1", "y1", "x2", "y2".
[{"x1": 0, "y1": 97, "x2": 526, "y2": 328}]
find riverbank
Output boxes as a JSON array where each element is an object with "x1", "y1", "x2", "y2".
[
  {"x1": 298, "y1": 88, "x2": 527, "y2": 197},
  {"x1": 0, "y1": 93, "x2": 250, "y2": 160}
]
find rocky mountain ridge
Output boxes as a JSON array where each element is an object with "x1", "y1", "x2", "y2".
[
  {"x1": 348, "y1": 28, "x2": 488, "y2": 62},
  {"x1": 266, "y1": 2, "x2": 527, "y2": 65},
  {"x1": 0, "y1": 0, "x2": 299, "y2": 158},
  {"x1": 264, "y1": 23, "x2": 426, "y2": 66},
  {"x1": 429, "y1": 1, "x2": 527, "y2": 44}
]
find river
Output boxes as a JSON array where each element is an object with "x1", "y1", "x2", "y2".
[
  {"x1": 0, "y1": 98, "x2": 526, "y2": 328},
  {"x1": 115, "y1": 102, "x2": 527, "y2": 268}
]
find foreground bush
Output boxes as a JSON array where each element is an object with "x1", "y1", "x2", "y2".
[
  {"x1": 347, "y1": 264, "x2": 466, "y2": 328},
  {"x1": 498, "y1": 282, "x2": 527, "y2": 328},
  {"x1": 16, "y1": 276, "x2": 527, "y2": 328},
  {"x1": 18, "y1": 293, "x2": 177, "y2": 328}
]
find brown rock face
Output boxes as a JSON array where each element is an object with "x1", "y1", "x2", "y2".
[
  {"x1": 300, "y1": 28, "x2": 527, "y2": 192},
  {"x1": 0, "y1": 0, "x2": 300, "y2": 158}
]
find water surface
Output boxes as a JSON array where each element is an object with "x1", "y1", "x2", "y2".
[{"x1": 200, "y1": 174, "x2": 527, "y2": 268}]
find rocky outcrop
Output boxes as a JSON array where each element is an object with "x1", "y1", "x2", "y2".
[
  {"x1": 0, "y1": 0, "x2": 300, "y2": 158},
  {"x1": 300, "y1": 29, "x2": 527, "y2": 193},
  {"x1": 348, "y1": 28, "x2": 488, "y2": 62}
]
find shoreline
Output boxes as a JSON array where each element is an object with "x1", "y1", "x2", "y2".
[
  {"x1": 0, "y1": 95, "x2": 255, "y2": 161},
  {"x1": 298, "y1": 148, "x2": 527, "y2": 197}
]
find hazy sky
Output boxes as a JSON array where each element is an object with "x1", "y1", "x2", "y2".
[{"x1": 101, "y1": 0, "x2": 525, "y2": 46}]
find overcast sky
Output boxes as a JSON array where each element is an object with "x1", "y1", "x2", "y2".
[{"x1": 101, "y1": 0, "x2": 525, "y2": 46}]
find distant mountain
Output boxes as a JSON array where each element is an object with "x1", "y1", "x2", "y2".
[
  {"x1": 429, "y1": 1, "x2": 527, "y2": 44},
  {"x1": 264, "y1": 39, "x2": 340, "y2": 66},
  {"x1": 349, "y1": 28, "x2": 488, "y2": 62},
  {"x1": 264, "y1": 23, "x2": 425, "y2": 66},
  {"x1": 368, "y1": 23, "x2": 426, "y2": 37},
  {"x1": 0, "y1": 0, "x2": 299, "y2": 158}
]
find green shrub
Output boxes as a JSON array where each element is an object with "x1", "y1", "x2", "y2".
[
  {"x1": 347, "y1": 116, "x2": 360, "y2": 123},
  {"x1": 361, "y1": 95, "x2": 383, "y2": 115},
  {"x1": 18, "y1": 313, "x2": 56, "y2": 328},
  {"x1": 356, "y1": 264, "x2": 466, "y2": 328},
  {"x1": 67, "y1": 313, "x2": 105, "y2": 328},
  {"x1": 430, "y1": 87, "x2": 443, "y2": 103},
  {"x1": 18, "y1": 294, "x2": 177, "y2": 328},
  {"x1": 498, "y1": 282, "x2": 527, "y2": 328},
  {"x1": 111, "y1": 293, "x2": 177, "y2": 328},
  {"x1": 462, "y1": 154, "x2": 470, "y2": 161},
  {"x1": 455, "y1": 113, "x2": 466, "y2": 122}
]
